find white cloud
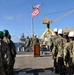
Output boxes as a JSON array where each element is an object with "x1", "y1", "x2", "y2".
[{"x1": 4, "y1": 16, "x2": 14, "y2": 20}]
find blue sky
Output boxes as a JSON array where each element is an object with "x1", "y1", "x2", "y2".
[{"x1": 0, "y1": 0, "x2": 74, "y2": 42}]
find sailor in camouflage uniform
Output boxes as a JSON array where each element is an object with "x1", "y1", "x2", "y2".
[
  {"x1": 8, "y1": 34, "x2": 16, "y2": 65},
  {"x1": 8, "y1": 34, "x2": 16, "y2": 75},
  {"x1": 3, "y1": 29, "x2": 12, "y2": 75},
  {"x1": 53, "y1": 29, "x2": 67, "y2": 75},
  {"x1": 64, "y1": 31, "x2": 74, "y2": 75},
  {"x1": 50, "y1": 28, "x2": 59, "y2": 73},
  {"x1": 0, "y1": 31, "x2": 6, "y2": 75},
  {"x1": 50, "y1": 28, "x2": 58, "y2": 52}
]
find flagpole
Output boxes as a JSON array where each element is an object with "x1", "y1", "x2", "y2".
[
  {"x1": 32, "y1": 17, "x2": 34, "y2": 36},
  {"x1": 31, "y1": 6, "x2": 34, "y2": 36},
  {"x1": 31, "y1": 4, "x2": 41, "y2": 36}
]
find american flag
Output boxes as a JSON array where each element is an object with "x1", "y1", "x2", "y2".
[{"x1": 31, "y1": 4, "x2": 41, "y2": 18}]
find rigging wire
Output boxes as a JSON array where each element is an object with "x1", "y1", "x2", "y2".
[{"x1": 45, "y1": 8, "x2": 74, "y2": 15}]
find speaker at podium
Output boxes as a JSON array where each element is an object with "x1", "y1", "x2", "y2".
[{"x1": 34, "y1": 44, "x2": 40, "y2": 57}]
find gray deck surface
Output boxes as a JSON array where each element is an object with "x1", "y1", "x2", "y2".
[{"x1": 14, "y1": 52, "x2": 59, "y2": 75}]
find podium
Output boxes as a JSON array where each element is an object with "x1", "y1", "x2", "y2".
[{"x1": 34, "y1": 44, "x2": 40, "y2": 57}]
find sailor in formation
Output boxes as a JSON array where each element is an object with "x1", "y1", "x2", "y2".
[{"x1": 0, "y1": 29, "x2": 16, "y2": 75}]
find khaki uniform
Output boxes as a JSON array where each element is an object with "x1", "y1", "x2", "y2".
[
  {"x1": 32, "y1": 37, "x2": 39, "y2": 51},
  {"x1": 64, "y1": 41, "x2": 74, "y2": 75},
  {"x1": 32, "y1": 37, "x2": 39, "y2": 44},
  {"x1": 53, "y1": 37, "x2": 67, "y2": 75}
]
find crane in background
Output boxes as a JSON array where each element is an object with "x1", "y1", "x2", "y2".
[
  {"x1": 43, "y1": 9, "x2": 74, "y2": 28},
  {"x1": 40, "y1": 9, "x2": 74, "y2": 39}
]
